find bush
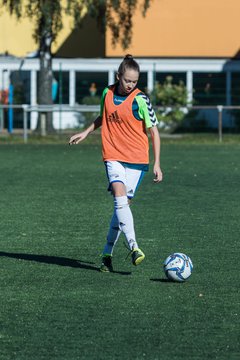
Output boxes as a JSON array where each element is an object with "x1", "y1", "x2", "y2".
[{"x1": 150, "y1": 76, "x2": 190, "y2": 132}]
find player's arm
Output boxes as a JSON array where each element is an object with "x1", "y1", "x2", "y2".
[
  {"x1": 69, "y1": 116, "x2": 102, "y2": 145},
  {"x1": 148, "y1": 125, "x2": 163, "y2": 183},
  {"x1": 136, "y1": 94, "x2": 163, "y2": 183}
]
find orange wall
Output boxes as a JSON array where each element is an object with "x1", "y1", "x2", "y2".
[{"x1": 106, "y1": 0, "x2": 240, "y2": 58}]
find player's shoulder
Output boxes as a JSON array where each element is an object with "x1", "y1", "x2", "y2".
[
  {"x1": 135, "y1": 91, "x2": 152, "y2": 107},
  {"x1": 101, "y1": 86, "x2": 111, "y2": 102},
  {"x1": 135, "y1": 90, "x2": 158, "y2": 126},
  {"x1": 102, "y1": 84, "x2": 116, "y2": 97}
]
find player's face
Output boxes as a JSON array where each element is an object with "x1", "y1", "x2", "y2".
[{"x1": 117, "y1": 68, "x2": 139, "y2": 95}]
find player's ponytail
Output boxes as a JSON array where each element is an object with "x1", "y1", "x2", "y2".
[{"x1": 118, "y1": 54, "x2": 140, "y2": 76}]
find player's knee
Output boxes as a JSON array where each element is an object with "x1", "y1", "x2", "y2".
[
  {"x1": 111, "y1": 181, "x2": 126, "y2": 197},
  {"x1": 114, "y1": 195, "x2": 129, "y2": 210}
]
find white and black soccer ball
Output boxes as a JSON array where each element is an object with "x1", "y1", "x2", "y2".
[{"x1": 163, "y1": 253, "x2": 193, "y2": 282}]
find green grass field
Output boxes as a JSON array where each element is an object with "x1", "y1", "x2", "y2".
[{"x1": 0, "y1": 141, "x2": 239, "y2": 359}]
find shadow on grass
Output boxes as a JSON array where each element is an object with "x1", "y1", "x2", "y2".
[
  {"x1": 150, "y1": 278, "x2": 175, "y2": 283},
  {"x1": 0, "y1": 251, "x2": 131, "y2": 275}
]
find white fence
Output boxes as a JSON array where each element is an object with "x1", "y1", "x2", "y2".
[
  {"x1": 0, "y1": 104, "x2": 240, "y2": 143},
  {"x1": 0, "y1": 104, "x2": 100, "y2": 142}
]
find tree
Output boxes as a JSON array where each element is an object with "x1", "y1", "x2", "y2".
[
  {"x1": 0, "y1": 0, "x2": 152, "y2": 134},
  {"x1": 150, "y1": 76, "x2": 190, "y2": 132}
]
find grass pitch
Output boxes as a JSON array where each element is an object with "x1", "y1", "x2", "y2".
[{"x1": 0, "y1": 142, "x2": 239, "y2": 359}]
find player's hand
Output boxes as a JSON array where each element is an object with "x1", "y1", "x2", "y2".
[
  {"x1": 69, "y1": 131, "x2": 88, "y2": 145},
  {"x1": 153, "y1": 164, "x2": 163, "y2": 183}
]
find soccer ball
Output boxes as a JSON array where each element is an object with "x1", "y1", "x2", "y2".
[{"x1": 163, "y1": 253, "x2": 193, "y2": 282}]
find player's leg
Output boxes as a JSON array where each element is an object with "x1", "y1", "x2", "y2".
[
  {"x1": 125, "y1": 167, "x2": 146, "y2": 200},
  {"x1": 100, "y1": 162, "x2": 145, "y2": 272},
  {"x1": 101, "y1": 182, "x2": 131, "y2": 270},
  {"x1": 124, "y1": 167, "x2": 146, "y2": 265},
  {"x1": 111, "y1": 181, "x2": 140, "y2": 252},
  {"x1": 100, "y1": 162, "x2": 125, "y2": 272},
  {"x1": 102, "y1": 161, "x2": 125, "y2": 253},
  {"x1": 102, "y1": 211, "x2": 121, "y2": 256},
  {"x1": 109, "y1": 168, "x2": 146, "y2": 266}
]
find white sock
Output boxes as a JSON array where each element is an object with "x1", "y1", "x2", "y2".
[
  {"x1": 114, "y1": 196, "x2": 138, "y2": 251},
  {"x1": 103, "y1": 212, "x2": 121, "y2": 256}
]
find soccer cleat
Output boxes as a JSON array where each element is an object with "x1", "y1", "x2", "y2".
[
  {"x1": 131, "y1": 248, "x2": 145, "y2": 266},
  {"x1": 100, "y1": 255, "x2": 113, "y2": 272}
]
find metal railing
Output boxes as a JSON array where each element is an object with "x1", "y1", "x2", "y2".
[
  {"x1": 0, "y1": 104, "x2": 240, "y2": 143},
  {"x1": 0, "y1": 104, "x2": 100, "y2": 143}
]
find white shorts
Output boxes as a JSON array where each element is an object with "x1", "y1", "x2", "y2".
[{"x1": 105, "y1": 161, "x2": 146, "y2": 199}]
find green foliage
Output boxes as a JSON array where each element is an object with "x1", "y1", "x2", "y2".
[
  {"x1": 81, "y1": 95, "x2": 101, "y2": 106},
  {"x1": 152, "y1": 76, "x2": 188, "y2": 107},
  {"x1": 150, "y1": 76, "x2": 189, "y2": 131}
]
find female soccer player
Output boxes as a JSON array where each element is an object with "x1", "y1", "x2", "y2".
[{"x1": 69, "y1": 54, "x2": 163, "y2": 272}]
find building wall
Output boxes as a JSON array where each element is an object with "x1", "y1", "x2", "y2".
[
  {"x1": 0, "y1": 0, "x2": 239, "y2": 59},
  {"x1": 106, "y1": 0, "x2": 240, "y2": 58},
  {"x1": 55, "y1": 16, "x2": 105, "y2": 58},
  {"x1": 0, "y1": 4, "x2": 73, "y2": 57}
]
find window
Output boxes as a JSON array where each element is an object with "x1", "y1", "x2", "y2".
[
  {"x1": 9, "y1": 71, "x2": 31, "y2": 129},
  {"x1": 231, "y1": 72, "x2": 240, "y2": 105},
  {"x1": 10, "y1": 71, "x2": 31, "y2": 104},
  {"x1": 193, "y1": 72, "x2": 226, "y2": 106},
  {"x1": 155, "y1": 72, "x2": 186, "y2": 86},
  {"x1": 53, "y1": 71, "x2": 69, "y2": 104},
  {"x1": 76, "y1": 72, "x2": 108, "y2": 103}
]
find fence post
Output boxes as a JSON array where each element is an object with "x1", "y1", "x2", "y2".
[
  {"x1": 40, "y1": 112, "x2": 47, "y2": 136},
  {"x1": 0, "y1": 106, "x2": 3, "y2": 132},
  {"x1": 8, "y1": 84, "x2": 14, "y2": 133},
  {"x1": 217, "y1": 106, "x2": 223, "y2": 143},
  {"x1": 59, "y1": 62, "x2": 62, "y2": 132},
  {"x1": 23, "y1": 105, "x2": 28, "y2": 143}
]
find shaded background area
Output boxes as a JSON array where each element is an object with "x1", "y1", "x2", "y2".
[{"x1": 55, "y1": 16, "x2": 105, "y2": 58}]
